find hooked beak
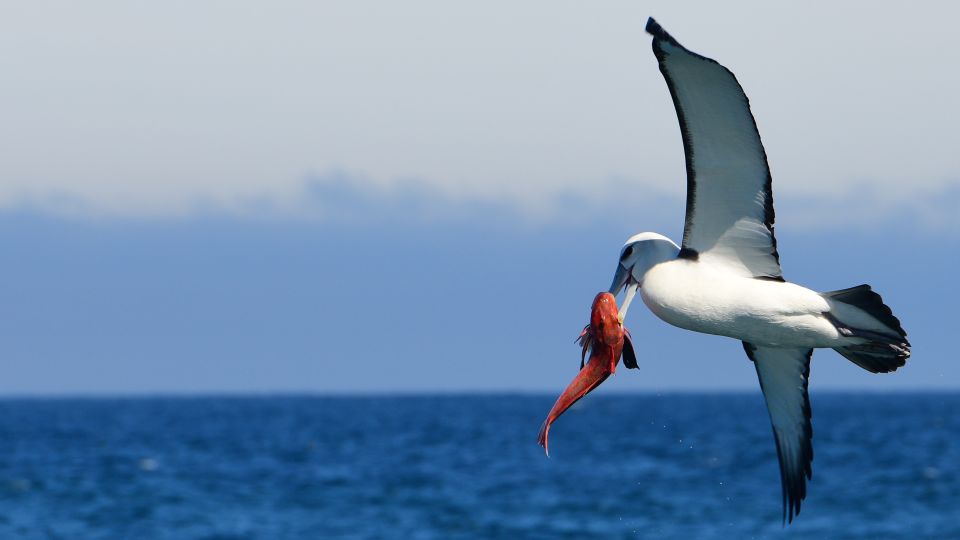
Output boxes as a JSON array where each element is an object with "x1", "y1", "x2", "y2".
[
  {"x1": 537, "y1": 354, "x2": 613, "y2": 456},
  {"x1": 608, "y1": 263, "x2": 630, "y2": 296},
  {"x1": 609, "y1": 264, "x2": 640, "y2": 322}
]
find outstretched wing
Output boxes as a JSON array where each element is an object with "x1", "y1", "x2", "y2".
[
  {"x1": 743, "y1": 342, "x2": 814, "y2": 524},
  {"x1": 647, "y1": 18, "x2": 783, "y2": 281}
]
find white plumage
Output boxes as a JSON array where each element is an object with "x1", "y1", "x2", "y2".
[{"x1": 641, "y1": 259, "x2": 840, "y2": 348}]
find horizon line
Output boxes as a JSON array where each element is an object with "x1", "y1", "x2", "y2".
[{"x1": 0, "y1": 387, "x2": 956, "y2": 401}]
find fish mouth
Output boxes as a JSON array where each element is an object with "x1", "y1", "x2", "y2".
[{"x1": 537, "y1": 354, "x2": 614, "y2": 456}]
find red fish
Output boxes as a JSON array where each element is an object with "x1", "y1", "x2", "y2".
[{"x1": 538, "y1": 292, "x2": 637, "y2": 455}]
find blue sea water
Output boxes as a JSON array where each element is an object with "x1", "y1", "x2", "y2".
[{"x1": 0, "y1": 393, "x2": 956, "y2": 539}]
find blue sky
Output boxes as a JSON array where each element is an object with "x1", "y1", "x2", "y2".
[
  {"x1": 0, "y1": 192, "x2": 955, "y2": 394},
  {"x1": 0, "y1": 3, "x2": 957, "y2": 393}
]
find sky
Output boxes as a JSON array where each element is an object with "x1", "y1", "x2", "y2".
[{"x1": 0, "y1": 2, "x2": 957, "y2": 394}]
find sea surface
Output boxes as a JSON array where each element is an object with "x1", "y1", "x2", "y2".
[{"x1": 0, "y1": 393, "x2": 956, "y2": 539}]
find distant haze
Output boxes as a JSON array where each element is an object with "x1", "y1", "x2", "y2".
[{"x1": 1, "y1": 2, "x2": 958, "y2": 224}]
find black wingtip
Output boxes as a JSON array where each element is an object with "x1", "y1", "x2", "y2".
[
  {"x1": 645, "y1": 17, "x2": 669, "y2": 40},
  {"x1": 645, "y1": 17, "x2": 661, "y2": 36},
  {"x1": 645, "y1": 17, "x2": 683, "y2": 49}
]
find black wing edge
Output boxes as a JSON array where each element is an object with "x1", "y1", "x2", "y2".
[
  {"x1": 743, "y1": 342, "x2": 814, "y2": 525},
  {"x1": 645, "y1": 17, "x2": 783, "y2": 280}
]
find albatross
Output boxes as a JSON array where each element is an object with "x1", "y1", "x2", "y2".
[{"x1": 605, "y1": 19, "x2": 910, "y2": 523}]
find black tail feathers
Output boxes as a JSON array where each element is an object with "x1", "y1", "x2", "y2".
[{"x1": 823, "y1": 285, "x2": 910, "y2": 374}]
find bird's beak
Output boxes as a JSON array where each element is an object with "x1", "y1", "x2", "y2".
[
  {"x1": 609, "y1": 264, "x2": 639, "y2": 322},
  {"x1": 608, "y1": 263, "x2": 630, "y2": 296}
]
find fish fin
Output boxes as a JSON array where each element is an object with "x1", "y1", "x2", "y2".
[
  {"x1": 576, "y1": 325, "x2": 592, "y2": 370},
  {"x1": 622, "y1": 330, "x2": 638, "y2": 369}
]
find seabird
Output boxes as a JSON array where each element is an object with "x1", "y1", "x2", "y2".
[{"x1": 605, "y1": 18, "x2": 911, "y2": 523}]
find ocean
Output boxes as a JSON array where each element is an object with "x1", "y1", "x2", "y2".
[{"x1": 0, "y1": 393, "x2": 956, "y2": 539}]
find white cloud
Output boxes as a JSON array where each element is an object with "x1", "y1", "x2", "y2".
[{"x1": 1, "y1": 1, "x2": 958, "y2": 223}]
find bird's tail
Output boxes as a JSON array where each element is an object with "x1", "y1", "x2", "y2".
[{"x1": 821, "y1": 285, "x2": 910, "y2": 373}]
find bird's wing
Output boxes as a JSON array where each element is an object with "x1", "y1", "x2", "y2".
[
  {"x1": 743, "y1": 342, "x2": 813, "y2": 524},
  {"x1": 647, "y1": 18, "x2": 783, "y2": 281}
]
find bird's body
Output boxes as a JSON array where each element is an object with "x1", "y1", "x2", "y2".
[
  {"x1": 641, "y1": 260, "x2": 840, "y2": 348},
  {"x1": 540, "y1": 17, "x2": 911, "y2": 524}
]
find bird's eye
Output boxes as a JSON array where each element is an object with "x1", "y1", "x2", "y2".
[{"x1": 620, "y1": 246, "x2": 634, "y2": 260}]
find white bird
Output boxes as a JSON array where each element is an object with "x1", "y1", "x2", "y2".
[{"x1": 608, "y1": 18, "x2": 911, "y2": 523}]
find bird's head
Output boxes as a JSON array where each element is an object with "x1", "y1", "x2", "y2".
[{"x1": 608, "y1": 232, "x2": 680, "y2": 321}]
